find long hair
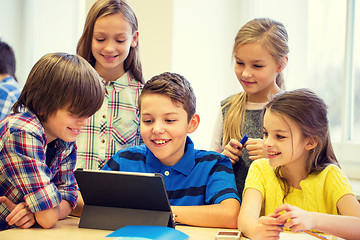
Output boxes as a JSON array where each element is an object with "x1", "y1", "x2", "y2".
[
  {"x1": 12, "y1": 53, "x2": 104, "y2": 122},
  {"x1": 263, "y1": 88, "x2": 339, "y2": 200},
  {"x1": 76, "y1": 0, "x2": 144, "y2": 84},
  {"x1": 222, "y1": 18, "x2": 289, "y2": 147}
]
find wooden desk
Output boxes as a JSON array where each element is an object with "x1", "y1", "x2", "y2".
[{"x1": 0, "y1": 216, "x2": 339, "y2": 240}]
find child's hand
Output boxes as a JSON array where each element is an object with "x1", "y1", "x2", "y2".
[
  {"x1": 246, "y1": 138, "x2": 267, "y2": 161},
  {"x1": 254, "y1": 213, "x2": 283, "y2": 240},
  {"x1": 0, "y1": 196, "x2": 35, "y2": 229},
  {"x1": 221, "y1": 139, "x2": 244, "y2": 164},
  {"x1": 274, "y1": 203, "x2": 315, "y2": 233}
]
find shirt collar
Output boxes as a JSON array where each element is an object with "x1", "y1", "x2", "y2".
[
  {"x1": 102, "y1": 71, "x2": 142, "y2": 92},
  {"x1": 146, "y1": 136, "x2": 195, "y2": 176}
]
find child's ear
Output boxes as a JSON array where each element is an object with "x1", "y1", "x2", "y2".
[
  {"x1": 277, "y1": 56, "x2": 288, "y2": 73},
  {"x1": 305, "y1": 136, "x2": 318, "y2": 151},
  {"x1": 187, "y1": 113, "x2": 200, "y2": 134},
  {"x1": 131, "y1": 31, "x2": 139, "y2": 48}
]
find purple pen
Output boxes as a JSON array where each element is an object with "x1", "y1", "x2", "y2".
[{"x1": 237, "y1": 134, "x2": 248, "y2": 150}]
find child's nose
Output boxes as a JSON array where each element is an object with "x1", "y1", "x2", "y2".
[
  {"x1": 152, "y1": 122, "x2": 165, "y2": 134},
  {"x1": 78, "y1": 117, "x2": 90, "y2": 126},
  {"x1": 242, "y1": 68, "x2": 252, "y2": 78},
  {"x1": 104, "y1": 41, "x2": 116, "y2": 52},
  {"x1": 263, "y1": 136, "x2": 272, "y2": 148}
]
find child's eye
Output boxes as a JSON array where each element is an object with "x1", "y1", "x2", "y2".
[
  {"x1": 142, "y1": 119, "x2": 153, "y2": 124},
  {"x1": 116, "y1": 40, "x2": 126, "y2": 43},
  {"x1": 254, "y1": 65, "x2": 264, "y2": 68},
  {"x1": 95, "y1": 38, "x2": 105, "y2": 42},
  {"x1": 276, "y1": 134, "x2": 286, "y2": 139},
  {"x1": 165, "y1": 119, "x2": 176, "y2": 123},
  {"x1": 236, "y1": 61, "x2": 244, "y2": 65},
  {"x1": 262, "y1": 131, "x2": 268, "y2": 138}
]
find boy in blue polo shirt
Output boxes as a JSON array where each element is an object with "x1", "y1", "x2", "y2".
[{"x1": 102, "y1": 72, "x2": 240, "y2": 228}]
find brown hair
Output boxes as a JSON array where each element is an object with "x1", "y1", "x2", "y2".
[
  {"x1": 222, "y1": 18, "x2": 289, "y2": 147},
  {"x1": 76, "y1": 0, "x2": 144, "y2": 83},
  {"x1": 0, "y1": 39, "x2": 16, "y2": 81},
  {"x1": 263, "y1": 88, "x2": 339, "y2": 200},
  {"x1": 12, "y1": 52, "x2": 104, "y2": 122},
  {"x1": 139, "y1": 72, "x2": 196, "y2": 122}
]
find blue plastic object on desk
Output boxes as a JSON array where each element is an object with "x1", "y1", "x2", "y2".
[{"x1": 106, "y1": 225, "x2": 189, "y2": 240}]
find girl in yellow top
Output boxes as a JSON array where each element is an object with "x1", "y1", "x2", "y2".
[{"x1": 238, "y1": 89, "x2": 360, "y2": 240}]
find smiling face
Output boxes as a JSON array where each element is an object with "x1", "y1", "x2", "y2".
[
  {"x1": 262, "y1": 109, "x2": 312, "y2": 170},
  {"x1": 92, "y1": 13, "x2": 138, "y2": 82},
  {"x1": 140, "y1": 93, "x2": 199, "y2": 166},
  {"x1": 42, "y1": 108, "x2": 90, "y2": 143},
  {"x1": 234, "y1": 42, "x2": 284, "y2": 103}
]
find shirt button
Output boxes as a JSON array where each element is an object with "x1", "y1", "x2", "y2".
[
  {"x1": 101, "y1": 139, "x2": 105, "y2": 143},
  {"x1": 164, "y1": 171, "x2": 170, "y2": 176},
  {"x1": 103, "y1": 115, "x2": 106, "y2": 118}
]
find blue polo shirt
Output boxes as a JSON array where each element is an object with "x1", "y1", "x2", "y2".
[{"x1": 102, "y1": 137, "x2": 240, "y2": 206}]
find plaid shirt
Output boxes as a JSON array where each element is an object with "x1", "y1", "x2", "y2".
[
  {"x1": 0, "y1": 77, "x2": 21, "y2": 121},
  {"x1": 76, "y1": 71, "x2": 143, "y2": 170},
  {"x1": 0, "y1": 109, "x2": 78, "y2": 230}
]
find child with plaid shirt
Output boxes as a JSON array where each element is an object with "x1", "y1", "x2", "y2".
[{"x1": 0, "y1": 53, "x2": 104, "y2": 230}]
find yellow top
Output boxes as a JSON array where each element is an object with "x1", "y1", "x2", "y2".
[{"x1": 245, "y1": 159, "x2": 354, "y2": 216}]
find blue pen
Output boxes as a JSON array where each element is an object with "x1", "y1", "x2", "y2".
[
  {"x1": 237, "y1": 134, "x2": 248, "y2": 150},
  {"x1": 240, "y1": 134, "x2": 248, "y2": 145}
]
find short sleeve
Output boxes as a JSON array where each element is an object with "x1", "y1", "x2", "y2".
[
  {"x1": 205, "y1": 156, "x2": 241, "y2": 204},
  {"x1": 324, "y1": 165, "x2": 354, "y2": 204},
  {"x1": 243, "y1": 159, "x2": 268, "y2": 197}
]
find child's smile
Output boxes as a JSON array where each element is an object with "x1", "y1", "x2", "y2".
[{"x1": 140, "y1": 93, "x2": 196, "y2": 166}]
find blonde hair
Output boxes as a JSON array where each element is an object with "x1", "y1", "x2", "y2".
[
  {"x1": 222, "y1": 18, "x2": 289, "y2": 147},
  {"x1": 77, "y1": 0, "x2": 144, "y2": 84}
]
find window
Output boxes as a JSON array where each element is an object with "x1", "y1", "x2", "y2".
[{"x1": 242, "y1": 0, "x2": 360, "y2": 179}]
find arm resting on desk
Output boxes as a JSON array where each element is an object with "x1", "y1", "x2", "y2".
[
  {"x1": 275, "y1": 194, "x2": 360, "y2": 240},
  {"x1": 171, "y1": 198, "x2": 240, "y2": 228},
  {"x1": 35, "y1": 199, "x2": 72, "y2": 229},
  {"x1": 70, "y1": 191, "x2": 84, "y2": 217},
  {"x1": 310, "y1": 194, "x2": 360, "y2": 240}
]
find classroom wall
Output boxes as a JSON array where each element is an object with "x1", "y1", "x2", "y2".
[
  {"x1": 0, "y1": 0, "x2": 255, "y2": 150},
  {"x1": 0, "y1": 0, "x2": 85, "y2": 86}
]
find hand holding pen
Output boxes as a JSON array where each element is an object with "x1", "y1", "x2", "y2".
[
  {"x1": 275, "y1": 204, "x2": 329, "y2": 240},
  {"x1": 221, "y1": 135, "x2": 248, "y2": 164}
]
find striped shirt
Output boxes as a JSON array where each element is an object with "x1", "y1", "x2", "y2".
[
  {"x1": 0, "y1": 77, "x2": 21, "y2": 121},
  {"x1": 102, "y1": 137, "x2": 240, "y2": 206},
  {"x1": 76, "y1": 71, "x2": 143, "y2": 170},
  {"x1": 0, "y1": 109, "x2": 78, "y2": 230}
]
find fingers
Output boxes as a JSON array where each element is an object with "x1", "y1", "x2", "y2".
[
  {"x1": 222, "y1": 139, "x2": 243, "y2": 163},
  {"x1": 6, "y1": 202, "x2": 27, "y2": 223},
  {"x1": 256, "y1": 216, "x2": 284, "y2": 240},
  {"x1": 5, "y1": 201, "x2": 35, "y2": 229},
  {"x1": 0, "y1": 196, "x2": 16, "y2": 211},
  {"x1": 246, "y1": 138, "x2": 267, "y2": 160},
  {"x1": 274, "y1": 203, "x2": 293, "y2": 214}
]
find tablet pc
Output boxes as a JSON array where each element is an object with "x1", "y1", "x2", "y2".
[{"x1": 74, "y1": 169, "x2": 175, "y2": 230}]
